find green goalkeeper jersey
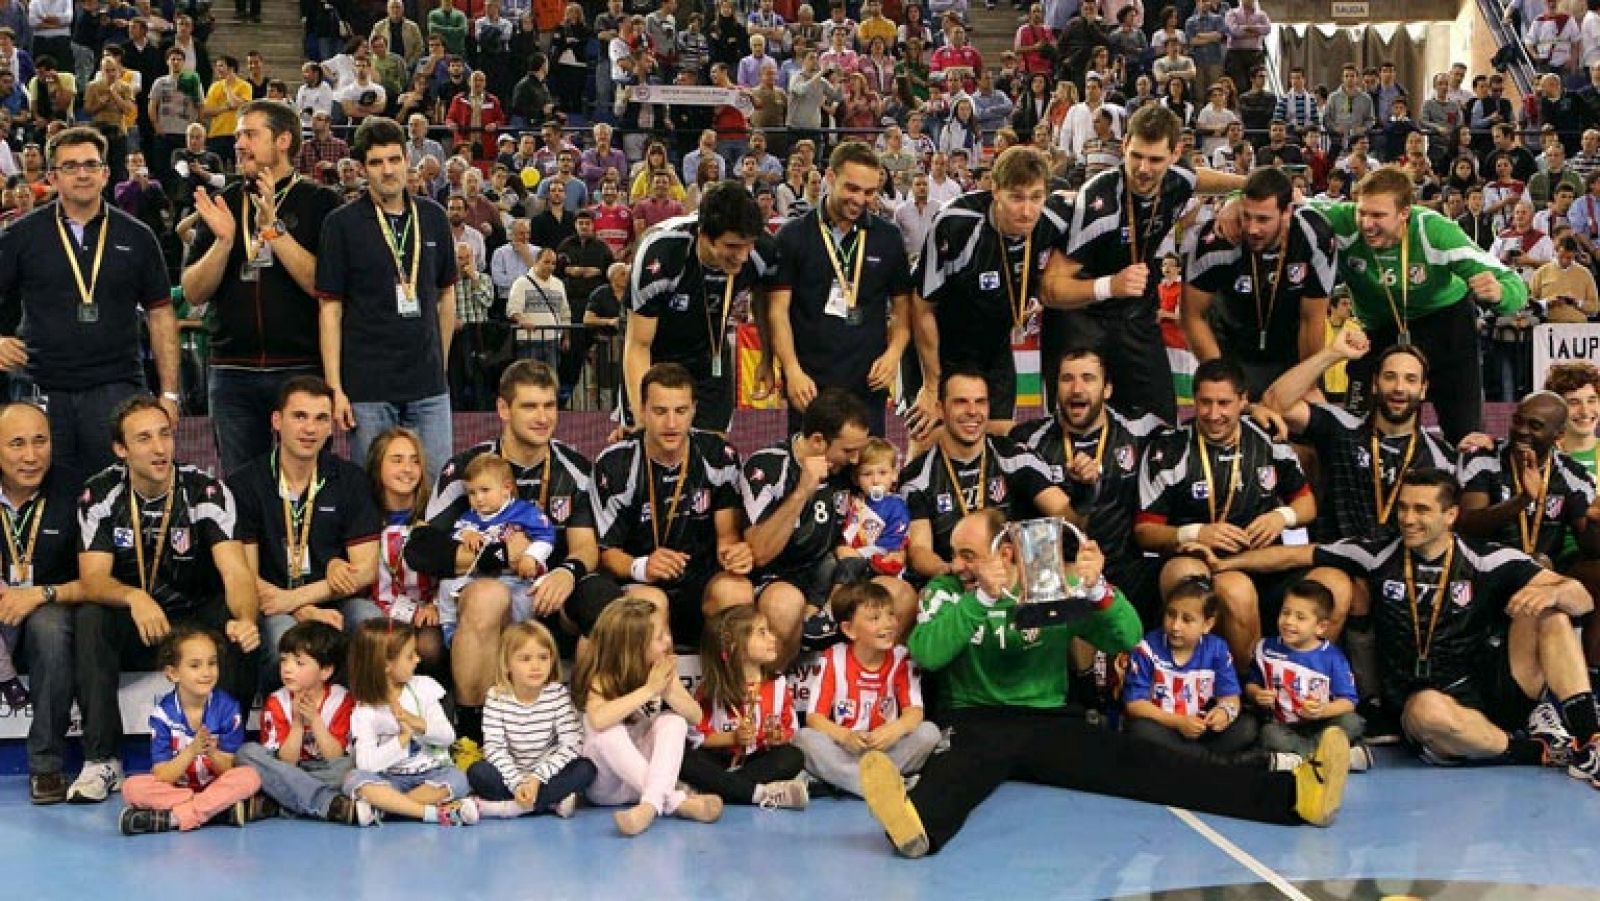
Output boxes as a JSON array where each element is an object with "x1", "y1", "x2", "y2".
[
  {"x1": 907, "y1": 575, "x2": 1143, "y2": 711},
  {"x1": 1311, "y1": 202, "x2": 1527, "y2": 329}
]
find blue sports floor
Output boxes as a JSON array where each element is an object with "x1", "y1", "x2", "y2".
[{"x1": 2, "y1": 748, "x2": 1598, "y2": 900}]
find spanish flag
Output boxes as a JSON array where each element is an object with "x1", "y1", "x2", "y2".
[{"x1": 737, "y1": 324, "x2": 784, "y2": 410}]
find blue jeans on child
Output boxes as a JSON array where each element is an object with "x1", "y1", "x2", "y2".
[
  {"x1": 465, "y1": 758, "x2": 597, "y2": 811},
  {"x1": 236, "y1": 743, "x2": 354, "y2": 818},
  {"x1": 345, "y1": 763, "x2": 471, "y2": 800}
]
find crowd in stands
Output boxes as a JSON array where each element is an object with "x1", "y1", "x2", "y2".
[{"x1": 7, "y1": 0, "x2": 1600, "y2": 863}]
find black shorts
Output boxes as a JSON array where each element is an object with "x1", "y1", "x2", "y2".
[
  {"x1": 561, "y1": 572, "x2": 627, "y2": 636},
  {"x1": 755, "y1": 555, "x2": 837, "y2": 609},
  {"x1": 1396, "y1": 635, "x2": 1534, "y2": 735}
]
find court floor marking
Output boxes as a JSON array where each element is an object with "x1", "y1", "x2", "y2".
[{"x1": 1165, "y1": 806, "x2": 1312, "y2": 901}]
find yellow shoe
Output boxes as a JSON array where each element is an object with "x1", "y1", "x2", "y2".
[
  {"x1": 1293, "y1": 726, "x2": 1351, "y2": 826},
  {"x1": 450, "y1": 738, "x2": 483, "y2": 772},
  {"x1": 860, "y1": 750, "x2": 930, "y2": 858}
]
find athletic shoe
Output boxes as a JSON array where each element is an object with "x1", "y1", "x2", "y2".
[
  {"x1": 1268, "y1": 752, "x2": 1305, "y2": 772},
  {"x1": 860, "y1": 750, "x2": 930, "y2": 858},
  {"x1": 1566, "y1": 736, "x2": 1600, "y2": 786},
  {"x1": 119, "y1": 807, "x2": 174, "y2": 836},
  {"x1": 245, "y1": 794, "x2": 280, "y2": 822},
  {"x1": 554, "y1": 793, "x2": 578, "y2": 818},
  {"x1": 209, "y1": 801, "x2": 249, "y2": 828},
  {"x1": 1349, "y1": 743, "x2": 1375, "y2": 773},
  {"x1": 438, "y1": 798, "x2": 479, "y2": 826},
  {"x1": 1357, "y1": 698, "x2": 1401, "y2": 745},
  {"x1": 757, "y1": 778, "x2": 810, "y2": 810},
  {"x1": 354, "y1": 799, "x2": 379, "y2": 827},
  {"x1": 1292, "y1": 726, "x2": 1351, "y2": 827},
  {"x1": 800, "y1": 607, "x2": 847, "y2": 652},
  {"x1": 0, "y1": 676, "x2": 29, "y2": 708},
  {"x1": 475, "y1": 799, "x2": 527, "y2": 819},
  {"x1": 67, "y1": 759, "x2": 124, "y2": 804},
  {"x1": 326, "y1": 795, "x2": 359, "y2": 824},
  {"x1": 450, "y1": 737, "x2": 483, "y2": 772},
  {"x1": 29, "y1": 772, "x2": 67, "y2": 805},
  {"x1": 1527, "y1": 701, "x2": 1577, "y2": 768}
]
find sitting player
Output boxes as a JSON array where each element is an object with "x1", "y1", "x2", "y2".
[
  {"x1": 236, "y1": 621, "x2": 360, "y2": 823},
  {"x1": 439, "y1": 454, "x2": 558, "y2": 643},
  {"x1": 795, "y1": 582, "x2": 941, "y2": 797},
  {"x1": 1247, "y1": 579, "x2": 1370, "y2": 772}
]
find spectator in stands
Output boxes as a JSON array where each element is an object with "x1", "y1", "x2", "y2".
[
  {"x1": 1533, "y1": 142, "x2": 1585, "y2": 208},
  {"x1": 1196, "y1": 83, "x2": 1238, "y2": 157},
  {"x1": 1152, "y1": 31, "x2": 1196, "y2": 92},
  {"x1": 445, "y1": 70, "x2": 503, "y2": 169},
  {"x1": 529, "y1": 178, "x2": 575, "y2": 250},
  {"x1": 338, "y1": 55, "x2": 388, "y2": 125},
  {"x1": 1494, "y1": 200, "x2": 1556, "y2": 282},
  {"x1": 1471, "y1": 76, "x2": 1516, "y2": 163},
  {"x1": 1273, "y1": 66, "x2": 1318, "y2": 137},
  {"x1": 1420, "y1": 72, "x2": 1462, "y2": 144},
  {"x1": 1160, "y1": 75, "x2": 1195, "y2": 128},
  {"x1": 1539, "y1": 72, "x2": 1583, "y2": 156},
  {"x1": 446, "y1": 194, "x2": 486, "y2": 271},
  {"x1": 315, "y1": 116, "x2": 458, "y2": 479},
  {"x1": 536, "y1": 148, "x2": 588, "y2": 212},
  {"x1": 147, "y1": 46, "x2": 197, "y2": 178},
  {"x1": 427, "y1": 0, "x2": 469, "y2": 57},
  {"x1": 296, "y1": 109, "x2": 347, "y2": 182},
  {"x1": 507, "y1": 245, "x2": 568, "y2": 372},
  {"x1": 28, "y1": 0, "x2": 70, "y2": 73},
  {"x1": 1323, "y1": 63, "x2": 1372, "y2": 156},
  {"x1": 709, "y1": 0, "x2": 748, "y2": 70},
  {"x1": 1533, "y1": 234, "x2": 1600, "y2": 321},
  {"x1": 1528, "y1": 0, "x2": 1583, "y2": 75},
  {"x1": 201, "y1": 55, "x2": 250, "y2": 162},
  {"x1": 1183, "y1": 0, "x2": 1226, "y2": 95}
]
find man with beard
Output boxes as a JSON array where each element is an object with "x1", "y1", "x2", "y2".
[
  {"x1": 1012, "y1": 346, "x2": 1168, "y2": 621},
  {"x1": 185, "y1": 100, "x2": 340, "y2": 475},
  {"x1": 1134, "y1": 358, "x2": 1329, "y2": 667},
  {"x1": 1183, "y1": 166, "x2": 1337, "y2": 399},
  {"x1": 768, "y1": 141, "x2": 913, "y2": 438},
  {"x1": 1039, "y1": 104, "x2": 1246, "y2": 425},
  {"x1": 899, "y1": 367, "x2": 1076, "y2": 581}
]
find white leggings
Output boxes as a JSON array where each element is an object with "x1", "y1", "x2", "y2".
[{"x1": 584, "y1": 713, "x2": 688, "y2": 815}]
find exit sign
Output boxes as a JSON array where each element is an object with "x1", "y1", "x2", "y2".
[{"x1": 1332, "y1": 1, "x2": 1369, "y2": 16}]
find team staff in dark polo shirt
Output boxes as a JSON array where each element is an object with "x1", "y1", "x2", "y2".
[
  {"x1": 316, "y1": 115, "x2": 457, "y2": 482},
  {"x1": 228, "y1": 375, "x2": 382, "y2": 687},
  {"x1": 0, "y1": 403, "x2": 90, "y2": 805},
  {"x1": 0, "y1": 127, "x2": 177, "y2": 488},
  {"x1": 767, "y1": 141, "x2": 914, "y2": 438},
  {"x1": 184, "y1": 100, "x2": 342, "y2": 476}
]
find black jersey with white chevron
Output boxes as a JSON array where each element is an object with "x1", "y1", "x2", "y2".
[
  {"x1": 1460, "y1": 441, "x2": 1596, "y2": 559},
  {"x1": 1136, "y1": 420, "x2": 1310, "y2": 530},
  {"x1": 1064, "y1": 165, "x2": 1197, "y2": 293},
  {"x1": 1299, "y1": 404, "x2": 1458, "y2": 543},
  {"x1": 742, "y1": 438, "x2": 851, "y2": 578},
  {"x1": 426, "y1": 438, "x2": 596, "y2": 565},
  {"x1": 898, "y1": 435, "x2": 1056, "y2": 562}
]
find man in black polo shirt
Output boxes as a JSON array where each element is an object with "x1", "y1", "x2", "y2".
[
  {"x1": 909, "y1": 146, "x2": 1071, "y2": 439},
  {"x1": 0, "y1": 126, "x2": 177, "y2": 488},
  {"x1": 70, "y1": 396, "x2": 262, "y2": 804},
  {"x1": 1134, "y1": 358, "x2": 1324, "y2": 666},
  {"x1": 1011, "y1": 346, "x2": 1169, "y2": 621},
  {"x1": 407, "y1": 360, "x2": 621, "y2": 743},
  {"x1": 228, "y1": 375, "x2": 382, "y2": 687},
  {"x1": 184, "y1": 99, "x2": 341, "y2": 476},
  {"x1": 1183, "y1": 166, "x2": 1337, "y2": 399},
  {"x1": 1211, "y1": 469, "x2": 1600, "y2": 778},
  {"x1": 1041, "y1": 104, "x2": 1246, "y2": 425},
  {"x1": 623, "y1": 182, "x2": 777, "y2": 435},
  {"x1": 0, "y1": 403, "x2": 90, "y2": 804},
  {"x1": 316, "y1": 115, "x2": 456, "y2": 481},
  {"x1": 585, "y1": 362, "x2": 753, "y2": 646},
  {"x1": 767, "y1": 141, "x2": 913, "y2": 438},
  {"x1": 899, "y1": 367, "x2": 1075, "y2": 581}
]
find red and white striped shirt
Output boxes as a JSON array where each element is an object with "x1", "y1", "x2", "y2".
[
  {"x1": 807, "y1": 644, "x2": 923, "y2": 732},
  {"x1": 693, "y1": 675, "x2": 797, "y2": 756},
  {"x1": 259, "y1": 684, "x2": 355, "y2": 762}
]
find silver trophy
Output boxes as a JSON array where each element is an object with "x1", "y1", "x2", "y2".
[{"x1": 1003, "y1": 517, "x2": 1094, "y2": 630}]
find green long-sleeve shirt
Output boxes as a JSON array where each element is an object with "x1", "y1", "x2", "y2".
[
  {"x1": 908, "y1": 575, "x2": 1143, "y2": 711},
  {"x1": 1310, "y1": 201, "x2": 1527, "y2": 328}
]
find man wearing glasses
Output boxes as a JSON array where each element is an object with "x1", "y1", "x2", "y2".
[{"x1": 0, "y1": 126, "x2": 177, "y2": 487}]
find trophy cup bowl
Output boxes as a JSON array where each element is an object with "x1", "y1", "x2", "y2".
[{"x1": 1005, "y1": 517, "x2": 1094, "y2": 631}]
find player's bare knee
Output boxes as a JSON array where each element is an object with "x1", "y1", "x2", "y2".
[
  {"x1": 702, "y1": 574, "x2": 754, "y2": 616},
  {"x1": 458, "y1": 580, "x2": 511, "y2": 631},
  {"x1": 1403, "y1": 690, "x2": 1461, "y2": 740}
]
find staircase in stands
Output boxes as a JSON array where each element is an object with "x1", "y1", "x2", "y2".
[{"x1": 208, "y1": 2, "x2": 311, "y2": 91}]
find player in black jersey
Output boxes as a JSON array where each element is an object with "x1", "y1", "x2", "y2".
[
  {"x1": 1183, "y1": 167, "x2": 1337, "y2": 399},
  {"x1": 587, "y1": 363, "x2": 754, "y2": 647},
  {"x1": 1208, "y1": 469, "x2": 1600, "y2": 779},
  {"x1": 900, "y1": 367, "x2": 1075, "y2": 580},
  {"x1": 1040, "y1": 104, "x2": 1246, "y2": 425},
  {"x1": 1011, "y1": 346, "x2": 1168, "y2": 620},
  {"x1": 908, "y1": 147, "x2": 1072, "y2": 440},
  {"x1": 73, "y1": 396, "x2": 263, "y2": 803},
  {"x1": 1459, "y1": 392, "x2": 1600, "y2": 568},
  {"x1": 623, "y1": 182, "x2": 778, "y2": 435},
  {"x1": 406, "y1": 361, "x2": 620, "y2": 742},
  {"x1": 1135, "y1": 359, "x2": 1327, "y2": 666}
]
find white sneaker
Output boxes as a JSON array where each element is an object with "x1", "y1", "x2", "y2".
[
  {"x1": 355, "y1": 799, "x2": 379, "y2": 827},
  {"x1": 554, "y1": 793, "x2": 578, "y2": 818},
  {"x1": 757, "y1": 778, "x2": 810, "y2": 810},
  {"x1": 1268, "y1": 753, "x2": 1305, "y2": 772},
  {"x1": 1349, "y1": 744, "x2": 1374, "y2": 773},
  {"x1": 67, "y1": 759, "x2": 123, "y2": 804}
]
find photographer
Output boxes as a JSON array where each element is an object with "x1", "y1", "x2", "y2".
[{"x1": 1532, "y1": 235, "x2": 1600, "y2": 322}]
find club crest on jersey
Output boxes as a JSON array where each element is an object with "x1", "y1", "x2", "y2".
[
  {"x1": 834, "y1": 700, "x2": 857, "y2": 721},
  {"x1": 1258, "y1": 466, "x2": 1277, "y2": 492},
  {"x1": 1450, "y1": 582, "x2": 1473, "y2": 608},
  {"x1": 988, "y1": 477, "x2": 1006, "y2": 503},
  {"x1": 834, "y1": 493, "x2": 850, "y2": 516},
  {"x1": 114, "y1": 527, "x2": 134, "y2": 549},
  {"x1": 1287, "y1": 262, "x2": 1307, "y2": 285},
  {"x1": 936, "y1": 493, "x2": 954, "y2": 514},
  {"x1": 979, "y1": 271, "x2": 1001, "y2": 291},
  {"x1": 1117, "y1": 445, "x2": 1136, "y2": 472},
  {"x1": 441, "y1": 461, "x2": 456, "y2": 480},
  {"x1": 1234, "y1": 276, "x2": 1253, "y2": 294},
  {"x1": 1547, "y1": 496, "x2": 1565, "y2": 520},
  {"x1": 549, "y1": 496, "x2": 571, "y2": 522},
  {"x1": 1091, "y1": 196, "x2": 1105, "y2": 211},
  {"x1": 1409, "y1": 265, "x2": 1426, "y2": 285},
  {"x1": 1351, "y1": 257, "x2": 1368, "y2": 274},
  {"x1": 1050, "y1": 464, "x2": 1065, "y2": 482},
  {"x1": 670, "y1": 293, "x2": 691, "y2": 312},
  {"x1": 646, "y1": 257, "x2": 662, "y2": 275},
  {"x1": 1382, "y1": 579, "x2": 1404, "y2": 601},
  {"x1": 171, "y1": 528, "x2": 190, "y2": 555},
  {"x1": 691, "y1": 489, "x2": 711, "y2": 514}
]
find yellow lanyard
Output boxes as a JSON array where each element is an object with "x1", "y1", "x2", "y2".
[
  {"x1": 0, "y1": 496, "x2": 43, "y2": 580},
  {"x1": 818, "y1": 211, "x2": 867, "y2": 309},
  {"x1": 1375, "y1": 229, "x2": 1411, "y2": 341},
  {"x1": 645, "y1": 450, "x2": 690, "y2": 550},
  {"x1": 1370, "y1": 429, "x2": 1418, "y2": 525},
  {"x1": 1404, "y1": 540, "x2": 1455, "y2": 671},
  {"x1": 1249, "y1": 245, "x2": 1289, "y2": 353},
  {"x1": 1196, "y1": 433, "x2": 1240, "y2": 524},
  {"x1": 54, "y1": 209, "x2": 109, "y2": 310},
  {"x1": 704, "y1": 271, "x2": 736, "y2": 358},
  {"x1": 240, "y1": 173, "x2": 300, "y2": 260},
  {"x1": 995, "y1": 225, "x2": 1033, "y2": 329},
  {"x1": 374, "y1": 196, "x2": 421, "y2": 294},
  {"x1": 130, "y1": 479, "x2": 177, "y2": 594},
  {"x1": 1510, "y1": 451, "x2": 1555, "y2": 554},
  {"x1": 1126, "y1": 183, "x2": 1161, "y2": 267},
  {"x1": 939, "y1": 441, "x2": 988, "y2": 517},
  {"x1": 276, "y1": 452, "x2": 324, "y2": 586}
]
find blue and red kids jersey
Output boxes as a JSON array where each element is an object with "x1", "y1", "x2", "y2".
[
  {"x1": 148, "y1": 688, "x2": 246, "y2": 789},
  {"x1": 1250, "y1": 636, "x2": 1358, "y2": 724},
  {"x1": 1123, "y1": 631, "x2": 1241, "y2": 717}
]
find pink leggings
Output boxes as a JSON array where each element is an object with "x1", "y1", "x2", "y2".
[
  {"x1": 584, "y1": 713, "x2": 687, "y2": 816},
  {"x1": 122, "y1": 767, "x2": 261, "y2": 831}
]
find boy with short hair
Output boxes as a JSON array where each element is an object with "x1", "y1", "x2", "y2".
[
  {"x1": 838, "y1": 437, "x2": 909, "y2": 578},
  {"x1": 1247, "y1": 579, "x2": 1370, "y2": 771},
  {"x1": 439, "y1": 454, "x2": 558, "y2": 643},
  {"x1": 794, "y1": 582, "x2": 941, "y2": 797},
  {"x1": 236, "y1": 621, "x2": 361, "y2": 822}
]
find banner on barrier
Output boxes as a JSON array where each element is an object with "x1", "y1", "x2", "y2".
[
  {"x1": 1532, "y1": 323, "x2": 1600, "y2": 389},
  {"x1": 626, "y1": 85, "x2": 755, "y2": 116},
  {"x1": 0, "y1": 673, "x2": 173, "y2": 740}
]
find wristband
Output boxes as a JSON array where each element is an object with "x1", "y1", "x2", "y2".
[
  {"x1": 1093, "y1": 275, "x2": 1114, "y2": 302},
  {"x1": 630, "y1": 556, "x2": 649, "y2": 584},
  {"x1": 1087, "y1": 576, "x2": 1113, "y2": 609},
  {"x1": 160, "y1": 391, "x2": 181, "y2": 403},
  {"x1": 1275, "y1": 505, "x2": 1298, "y2": 528},
  {"x1": 559, "y1": 559, "x2": 588, "y2": 580},
  {"x1": 1177, "y1": 524, "x2": 1202, "y2": 544}
]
